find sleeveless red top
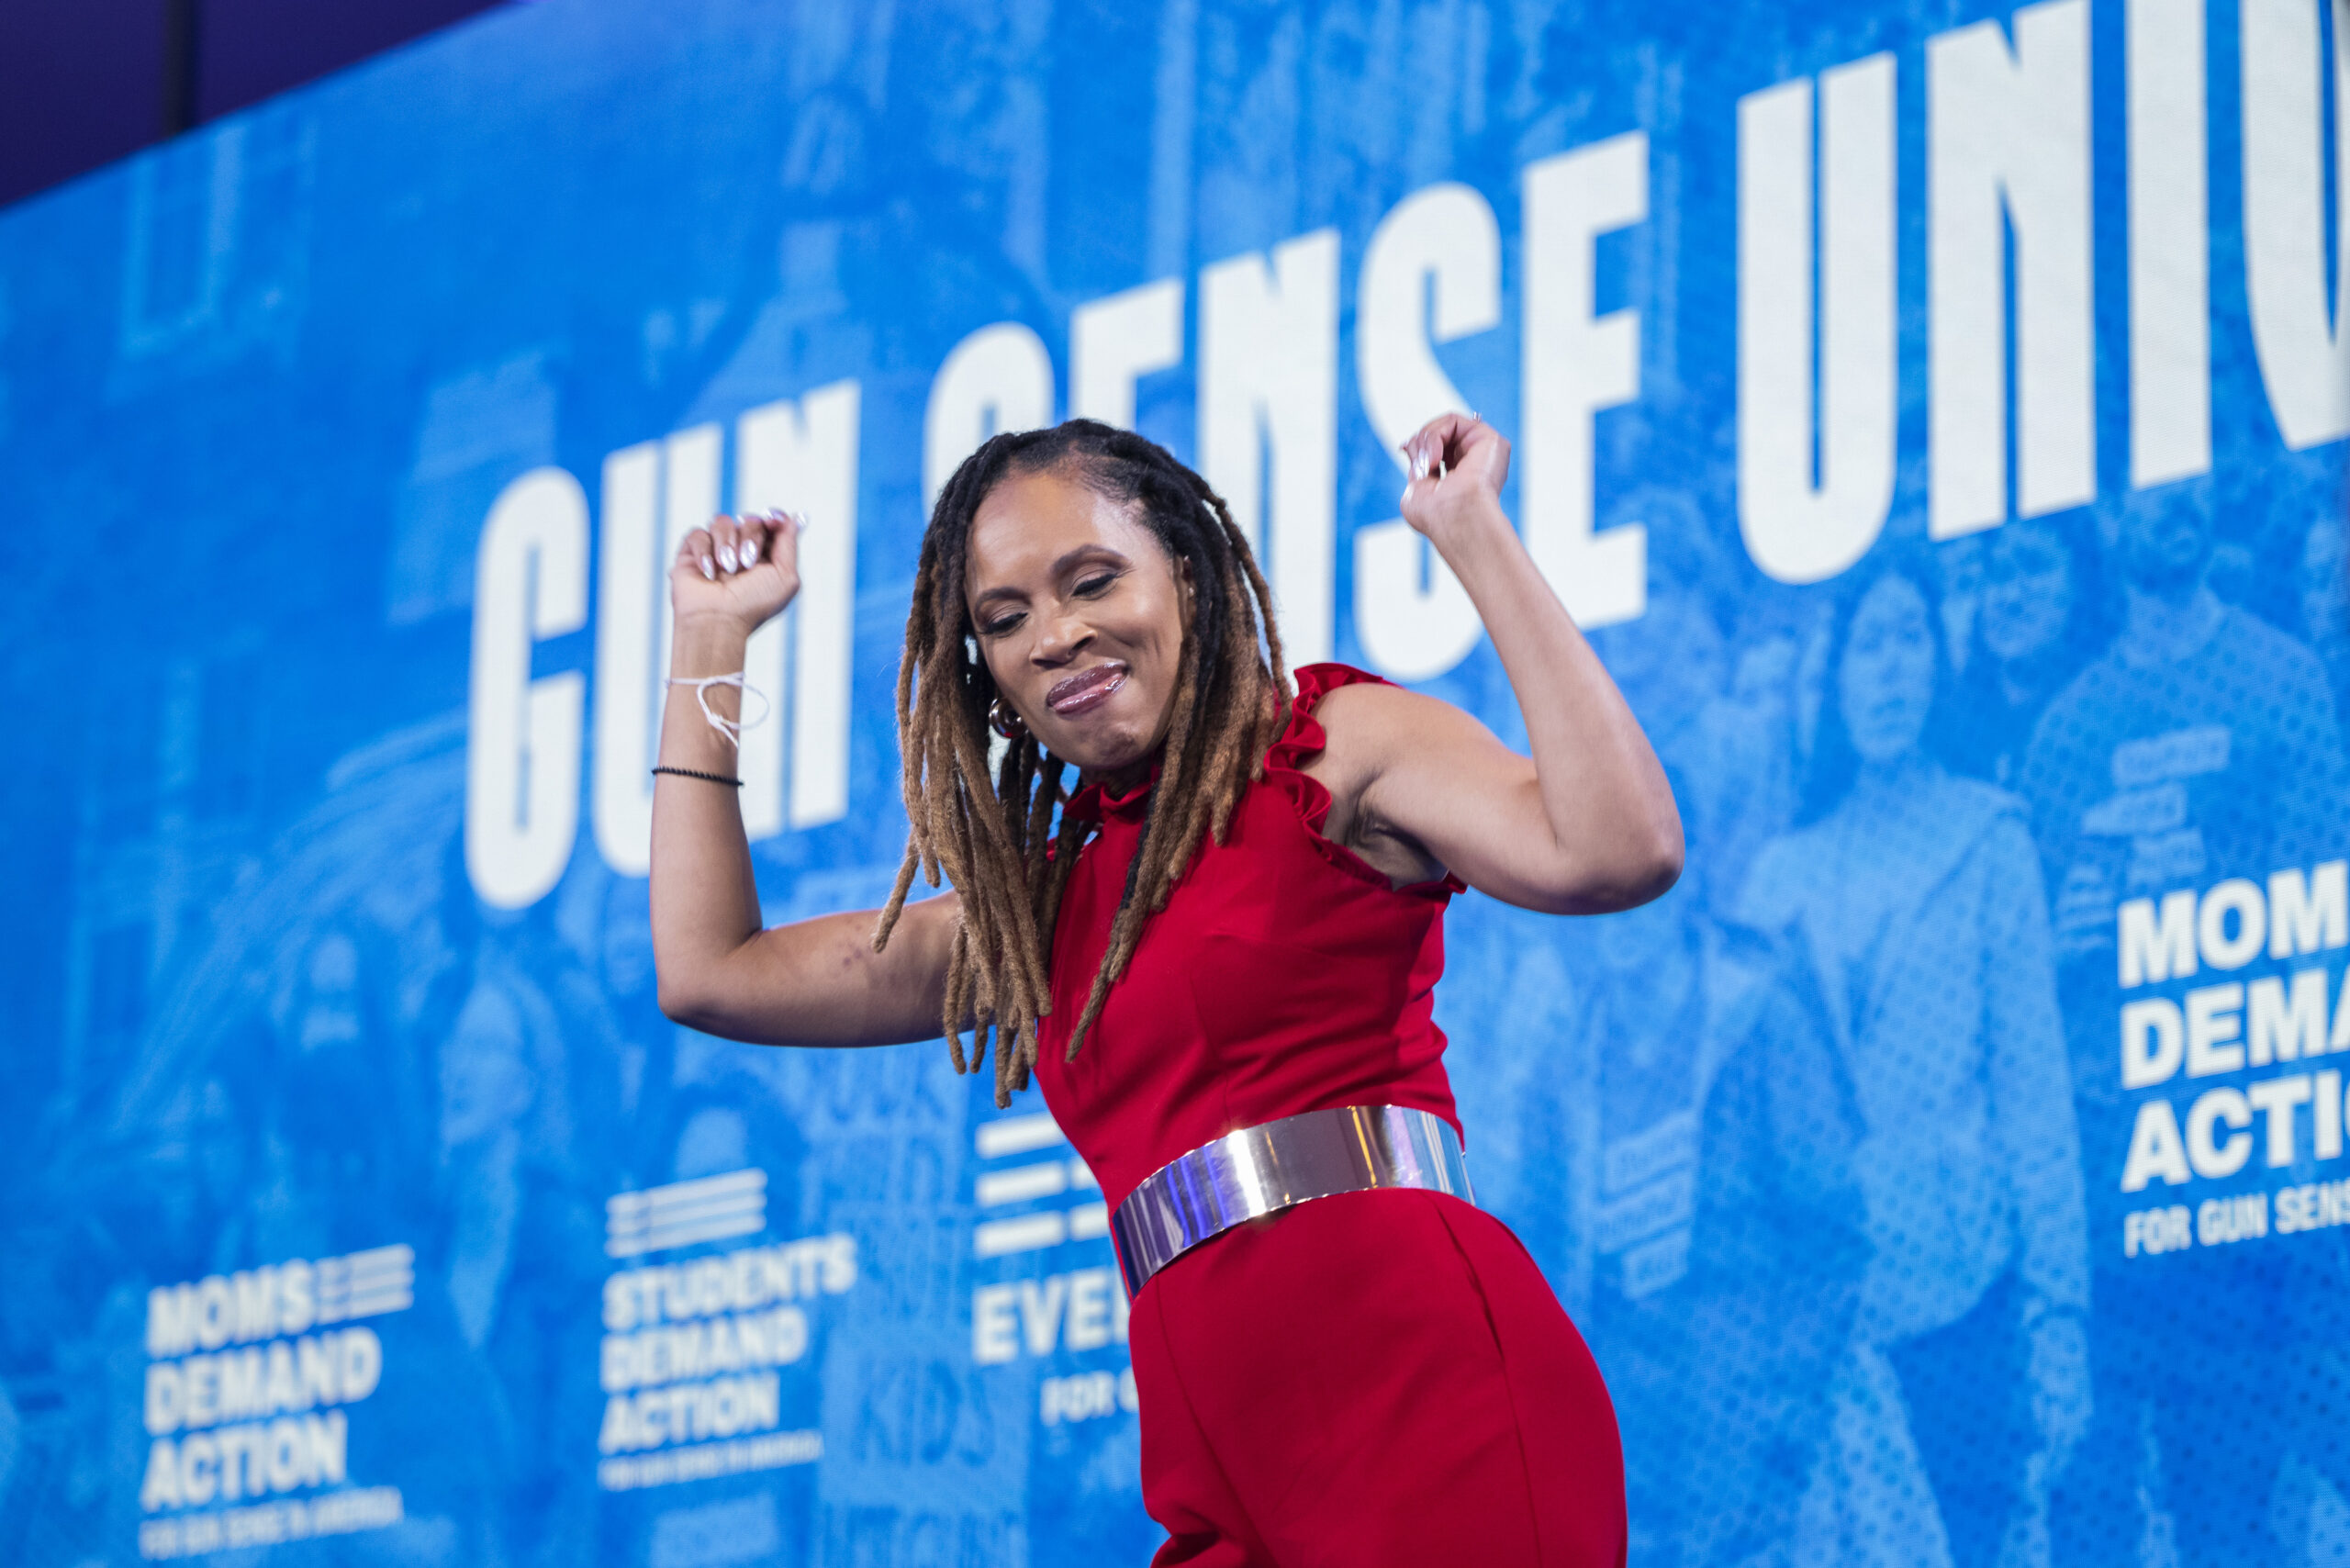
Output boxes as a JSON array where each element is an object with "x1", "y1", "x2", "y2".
[{"x1": 1033, "y1": 663, "x2": 1466, "y2": 1215}]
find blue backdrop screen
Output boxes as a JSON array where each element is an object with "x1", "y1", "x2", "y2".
[{"x1": 1, "y1": 0, "x2": 2345, "y2": 1562}]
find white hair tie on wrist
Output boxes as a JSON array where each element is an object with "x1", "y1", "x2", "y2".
[{"x1": 666, "y1": 671, "x2": 770, "y2": 748}]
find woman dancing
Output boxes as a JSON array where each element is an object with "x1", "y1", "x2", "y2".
[{"x1": 650, "y1": 412, "x2": 1681, "y2": 1565}]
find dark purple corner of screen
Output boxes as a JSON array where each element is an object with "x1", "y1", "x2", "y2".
[{"x1": 0, "y1": 0, "x2": 509, "y2": 209}]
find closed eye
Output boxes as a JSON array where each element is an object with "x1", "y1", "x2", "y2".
[
  {"x1": 979, "y1": 610, "x2": 1025, "y2": 638},
  {"x1": 1073, "y1": 572, "x2": 1118, "y2": 597}
]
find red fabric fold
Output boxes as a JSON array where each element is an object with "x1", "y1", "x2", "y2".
[{"x1": 1260, "y1": 663, "x2": 1468, "y2": 897}]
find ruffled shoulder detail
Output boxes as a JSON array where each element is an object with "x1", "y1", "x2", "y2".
[{"x1": 1263, "y1": 662, "x2": 1466, "y2": 899}]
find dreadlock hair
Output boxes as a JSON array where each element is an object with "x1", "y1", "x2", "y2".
[{"x1": 870, "y1": 420, "x2": 1291, "y2": 1106}]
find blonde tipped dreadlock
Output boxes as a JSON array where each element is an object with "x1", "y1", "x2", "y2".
[{"x1": 870, "y1": 420, "x2": 1290, "y2": 1105}]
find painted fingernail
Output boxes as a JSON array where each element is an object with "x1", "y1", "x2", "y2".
[
  {"x1": 740, "y1": 536, "x2": 760, "y2": 566},
  {"x1": 1414, "y1": 454, "x2": 1429, "y2": 480},
  {"x1": 701, "y1": 558, "x2": 716, "y2": 580},
  {"x1": 719, "y1": 544, "x2": 738, "y2": 572}
]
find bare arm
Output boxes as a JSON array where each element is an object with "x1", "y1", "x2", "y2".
[
  {"x1": 1320, "y1": 414, "x2": 1682, "y2": 914},
  {"x1": 650, "y1": 511, "x2": 956, "y2": 1047}
]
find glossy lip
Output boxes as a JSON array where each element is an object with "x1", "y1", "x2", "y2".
[{"x1": 1046, "y1": 662, "x2": 1128, "y2": 715}]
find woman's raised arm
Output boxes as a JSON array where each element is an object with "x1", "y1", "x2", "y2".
[
  {"x1": 1324, "y1": 414, "x2": 1684, "y2": 914},
  {"x1": 650, "y1": 511, "x2": 957, "y2": 1047}
]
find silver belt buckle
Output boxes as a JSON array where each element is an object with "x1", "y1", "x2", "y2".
[{"x1": 1108, "y1": 1104, "x2": 1474, "y2": 1296}]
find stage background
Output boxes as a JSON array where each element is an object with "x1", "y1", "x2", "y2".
[{"x1": 2, "y1": 0, "x2": 2345, "y2": 1562}]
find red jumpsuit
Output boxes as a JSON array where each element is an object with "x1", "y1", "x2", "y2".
[{"x1": 1034, "y1": 664, "x2": 1627, "y2": 1568}]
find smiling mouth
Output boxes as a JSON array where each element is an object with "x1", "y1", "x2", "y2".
[{"x1": 1046, "y1": 663, "x2": 1128, "y2": 716}]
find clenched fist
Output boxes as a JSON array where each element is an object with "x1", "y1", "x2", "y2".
[
  {"x1": 1399, "y1": 412, "x2": 1512, "y2": 549},
  {"x1": 671, "y1": 510, "x2": 803, "y2": 635}
]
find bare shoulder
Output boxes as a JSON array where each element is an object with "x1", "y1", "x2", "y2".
[
  {"x1": 1308, "y1": 679, "x2": 1499, "y2": 778},
  {"x1": 1302, "y1": 680, "x2": 1515, "y2": 876}
]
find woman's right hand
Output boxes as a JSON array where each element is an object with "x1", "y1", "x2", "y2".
[{"x1": 670, "y1": 510, "x2": 803, "y2": 633}]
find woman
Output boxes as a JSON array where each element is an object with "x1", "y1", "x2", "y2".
[
  {"x1": 650, "y1": 413, "x2": 1681, "y2": 1564},
  {"x1": 1576, "y1": 830, "x2": 1866, "y2": 1568},
  {"x1": 1946, "y1": 515, "x2": 2109, "y2": 788},
  {"x1": 1736, "y1": 548, "x2": 2087, "y2": 1568}
]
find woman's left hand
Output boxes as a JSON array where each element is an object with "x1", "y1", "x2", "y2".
[{"x1": 1400, "y1": 412, "x2": 1511, "y2": 545}]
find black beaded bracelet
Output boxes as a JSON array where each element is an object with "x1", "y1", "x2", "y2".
[{"x1": 652, "y1": 766, "x2": 744, "y2": 787}]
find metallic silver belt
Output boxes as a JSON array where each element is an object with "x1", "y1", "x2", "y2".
[{"x1": 1109, "y1": 1104, "x2": 1474, "y2": 1296}]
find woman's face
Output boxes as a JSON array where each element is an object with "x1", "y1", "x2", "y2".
[
  {"x1": 966, "y1": 468, "x2": 1191, "y2": 774},
  {"x1": 1839, "y1": 574, "x2": 1938, "y2": 765},
  {"x1": 1979, "y1": 522, "x2": 2073, "y2": 666},
  {"x1": 441, "y1": 988, "x2": 534, "y2": 1151},
  {"x1": 295, "y1": 933, "x2": 364, "y2": 1052}
]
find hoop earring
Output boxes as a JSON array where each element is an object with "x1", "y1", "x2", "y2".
[{"x1": 989, "y1": 698, "x2": 1027, "y2": 741}]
